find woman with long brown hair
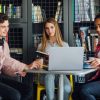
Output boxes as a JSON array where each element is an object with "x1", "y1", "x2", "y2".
[{"x1": 38, "y1": 18, "x2": 71, "y2": 100}]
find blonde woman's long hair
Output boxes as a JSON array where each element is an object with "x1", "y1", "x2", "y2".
[{"x1": 39, "y1": 18, "x2": 63, "y2": 52}]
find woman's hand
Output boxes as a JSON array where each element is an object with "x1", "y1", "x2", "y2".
[{"x1": 28, "y1": 59, "x2": 43, "y2": 69}]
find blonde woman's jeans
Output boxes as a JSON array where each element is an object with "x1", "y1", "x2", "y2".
[{"x1": 44, "y1": 74, "x2": 71, "y2": 100}]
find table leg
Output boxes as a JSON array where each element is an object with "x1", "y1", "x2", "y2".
[{"x1": 59, "y1": 74, "x2": 64, "y2": 100}]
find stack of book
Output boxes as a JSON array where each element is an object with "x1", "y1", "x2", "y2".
[
  {"x1": 74, "y1": 0, "x2": 96, "y2": 22},
  {"x1": 75, "y1": 27, "x2": 98, "y2": 53}
]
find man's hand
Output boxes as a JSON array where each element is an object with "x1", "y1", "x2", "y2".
[
  {"x1": 15, "y1": 71, "x2": 26, "y2": 77},
  {"x1": 18, "y1": 71, "x2": 26, "y2": 77}
]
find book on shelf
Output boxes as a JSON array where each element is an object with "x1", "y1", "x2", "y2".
[
  {"x1": 58, "y1": 7, "x2": 62, "y2": 23},
  {"x1": 75, "y1": 33, "x2": 81, "y2": 47},
  {"x1": 83, "y1": 0, "x2": 91, "y2": 21},
  {"x1": 74, "y1": 0, "x2": 90, "y2": 22},
  {"x1": 74, "y1": 0, "x2": 96, "y2": 22},
  {"x1": 55, "y1": 1, "x2": 62, "y2": 21},
  {"x1": 74, "y1": 0, "x2": 81, "y2": 22},
  {"x1": 95, "y1": 0, "x2": 100, "y2": 15},
  {"x1": 33, "y1": 34, "x2": 42, "y2": 49},
  {"x1": 79, "y1": 26, "x2": 89, "y2": 52},
  {"x1": 32, "y1": 4, "x2": 43, "y2": 23},
  {"x1": 90, "y1": 34, "x2": 98, "y2": 52},
  {"x1": 87, "y1": 35, "x2": 91, "y2": 51},
  {"x1": 90, "y1": 0, "x2": 95, "y2": 21},
  {"x1": 76, "y1": 27, "x2": 99, "y2": 52},
  {"x1": 33, "y1": 51, "x2": 49, "y2": 68}
]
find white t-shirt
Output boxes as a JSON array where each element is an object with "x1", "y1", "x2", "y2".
[{"x1": 38, "y1": 41, "x2": 69, "y2": 54}]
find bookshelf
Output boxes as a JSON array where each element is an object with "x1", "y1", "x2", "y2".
[
  {"x1": 72, "y1": 1, "x2": 100, "y2": 99},
  {"x1": 0, "y1": 0, "x2": 27, "y2": 22},
  {"x1": 72, "y1": 0, "x2": 100, "y2": 60},
  {"x1": 69, "y1": 0, "x2": 100, "y2": 100},
  {"x1": 32, "y1": 0, "x2": 64, "y2": 48},
  {"x1": 9, "y1": 23, "x2": 27, "y2": 62},
  {"x1": 0, "y1": 0, "x2": 28, "y2": 63},
  {"x1": 27, "y1": 0, "x2": 71, "y2": 63}
]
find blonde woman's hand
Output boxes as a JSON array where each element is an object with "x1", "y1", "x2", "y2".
[
  {"x1": 34, "y1": 58, "x2": 43, "y2": 69},
  {"x1": 28, "y1": 59, "x2": 43, "y2": 69}
]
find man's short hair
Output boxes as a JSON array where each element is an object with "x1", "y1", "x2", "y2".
[
  {"x1": 0, "y1": 13, "x2": 8, "y2": 23},
  {"x1": 95, "y1": 13, "x2": 100, "y2": 21}
]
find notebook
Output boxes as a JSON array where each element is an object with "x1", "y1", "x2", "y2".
[
  {"x1": 83, "y1": 58, "x2": 95, "y2": 69},
  {"x1": 45, "y1": 47, "x2": 84, "y2": 71}
]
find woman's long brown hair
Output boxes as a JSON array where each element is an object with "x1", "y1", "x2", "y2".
[{"x1": 38, "y1": 18, "x2": 63, "y2": 52}]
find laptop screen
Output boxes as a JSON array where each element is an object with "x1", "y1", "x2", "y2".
[{"x1": 48, "y1": 47, "x2": 84, "y2": 71}]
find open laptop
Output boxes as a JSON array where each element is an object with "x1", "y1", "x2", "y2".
[{"x1": 45, "y1": 47, "x2": 84, "y2": 71}]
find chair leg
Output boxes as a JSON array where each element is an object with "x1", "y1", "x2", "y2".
[
  {"x1": 37, "y1": 84, "x2": 45, "y2": 100},
  {"x1": 69, "y1": 74, "x2": 74, "y2": 100}
]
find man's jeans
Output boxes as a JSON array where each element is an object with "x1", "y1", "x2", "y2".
[
  {"x1": 0, "y1": 74, "x2": 32, "y2": 100},
  {"x1": 80, "y1": 80, "x2": 100, "y2": 100}
]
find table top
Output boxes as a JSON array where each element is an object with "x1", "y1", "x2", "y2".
[{"x1": 27, "y1": 68, "x2": 97, "y2": 75}]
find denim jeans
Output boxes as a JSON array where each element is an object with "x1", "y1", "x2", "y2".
[
  {"x1": 80, "y1": 80, "x2": 100, "y2": 100},
  {"x1": 0, "y1": 75, "x2": 32, "y2": 100},
  {"x1": 44, "y1": 74, "x2": 71, "y2": 100}
]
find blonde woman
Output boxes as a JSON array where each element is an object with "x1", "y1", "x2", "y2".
[{"x1": 38, "y1": 18, "x2": 71, "y2": 100}]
